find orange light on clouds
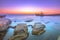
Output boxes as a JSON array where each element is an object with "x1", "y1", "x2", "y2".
[
  {"x1": 0, "y1": 6, "x2": 60, "y2": 14},
  {"x1": 19, "y1": 7, "x2": 41, "y2": 13},
  {"x1": 0, "y1": 7, "x2": 42, "y2": 14}
]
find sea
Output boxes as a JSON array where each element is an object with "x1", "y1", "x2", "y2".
[{"x1": 0, "y1": 14, "x2": 60, "y2": 40}]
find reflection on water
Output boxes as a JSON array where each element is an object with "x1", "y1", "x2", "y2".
[{"x1": 3, "y1": 15, "x2": 60, "y2": 40}]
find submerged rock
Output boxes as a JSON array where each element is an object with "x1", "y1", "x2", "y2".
[
  {"x1": 32, "y1": 22, "x2": 45, "y2": 35},
  {"x1": 25, "y1": 18, "x2": 33, "y2": 22},
  {"x1": 9, "y1": 23, "x2": 29, "y2": 40}
]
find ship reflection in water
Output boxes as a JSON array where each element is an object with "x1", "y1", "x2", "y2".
[{"x1": 0, "y1": 14, "x2": 60, "y2": 40}]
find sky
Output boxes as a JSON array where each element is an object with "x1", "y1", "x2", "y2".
[{"x1": 0, "y1": 0, "x2": 60, "y2": 14}]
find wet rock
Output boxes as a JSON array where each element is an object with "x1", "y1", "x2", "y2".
[
  {"x1": 14, "y1": 23, "x2": 28, "y2": 35},
  {"x1": 9, "y1": 23, "x2": 29, "y2": 40},
  {"x1": 0, "y1": 15, "x2": 6, "y2": 18},
  {"x1": 9, "y1": 31, "x2": 29, "y2": 40},
  {"x1": 0, "y1": 30, "x2": 7, "y2": 40},
  {"x1": 0, "y1": 18, "x2": 11, "y2": 31},
  {"x1": 32, "y1": 22, "x2": 45, "y2": 35},
  {"x1": 57, "y1": 36, "x2": 60, "y2": 40},
  {"x1": 25, "y1": 18, "x2": 33, "y2": 22},
  {"x1": 0, "y1": 18, "x2": 11, "y2": 40}
]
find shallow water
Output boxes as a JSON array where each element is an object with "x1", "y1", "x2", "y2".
[{"x1": 3, "y1": 14, "x2": 60, "y2": 40}]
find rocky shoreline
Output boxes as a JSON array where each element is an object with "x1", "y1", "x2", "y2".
[
  {"x1": 0, "y1": 17, "x2": 46, "y2": 40},
  {"x1": 0, "y1": 18, "x2": 11, "y2": 40}
]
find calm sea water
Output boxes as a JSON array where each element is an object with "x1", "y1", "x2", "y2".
[{"x1": 3, "y1": 14, "x2": 60, "y2": 40}]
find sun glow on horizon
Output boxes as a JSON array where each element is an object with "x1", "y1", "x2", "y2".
[
  {"x1": 0, "y1": 6, "x2": 60, "y2": 14},
  {"x1": 12, "y1": 6, "x2": 44, "y2": 13},
  {"x1": 19, "y1": 7, "x2": 41, "y2": 13}
]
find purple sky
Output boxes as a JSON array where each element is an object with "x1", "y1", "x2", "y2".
[
  {"x1": 0, "y1": 0, "x2": 60, "y2": 8},
  {"x1": 0, "y1": 0, "x2": 60, "y2": 14}
]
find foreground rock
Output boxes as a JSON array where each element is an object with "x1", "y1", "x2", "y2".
[
  {"x1": 9, "y1": 23, "x2": 29, "y2": 40},
  {"x1": 0, "y1": 18, "x2": 11, "y2": 40},
  {"x1": 0, "y1": 18, "x2": 11, "y2": 31},
  {"x1": 32, "y1": 22, "x2": 45, "y2": 35},
  {"x1": 57, "y1": 36, "x2": 60, "y2": 40}
]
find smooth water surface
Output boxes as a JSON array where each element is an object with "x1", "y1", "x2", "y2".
[{"x1": 3, "y1": 14, "x2": 60, "y2": 40}]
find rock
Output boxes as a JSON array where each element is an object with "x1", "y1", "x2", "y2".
[
  {"x1": 0, "y1": 15, "x2": 6, "y2": 18},
  {"x1": 0, "y1": 30, "x2": 7, "y2": 40},
  {"x1": 25, "y1": 18, "x2": 33, "y2": 22},
  {"x1": 0, "y1": 18, "x2": 11, "y2": 40},
  {"x1": 0, "y1": 18, "x2": 11, "y2": 31},
  {"x1": 9, "y1": 23, "x2": 29, "y2": 40},
  {"x1": 14, "y1": 23, "x2": 28, "y2": 35},
  {"x1": 57, "y1": 36, "x2": 60, "y2": 40},
  {"x1": 32, "y1": 22, "x2": 45, "y2": 35},
  {"x1": 9, "y1": 31, "x2": 29, "y2": 40}
]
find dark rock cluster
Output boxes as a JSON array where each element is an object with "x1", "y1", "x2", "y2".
[
  {"x1": 0, "y1": 18, "x2": 11, "y2": 40},
  {"x1": 9, "y1": 22, "x2": 45, "y2": 40}
]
